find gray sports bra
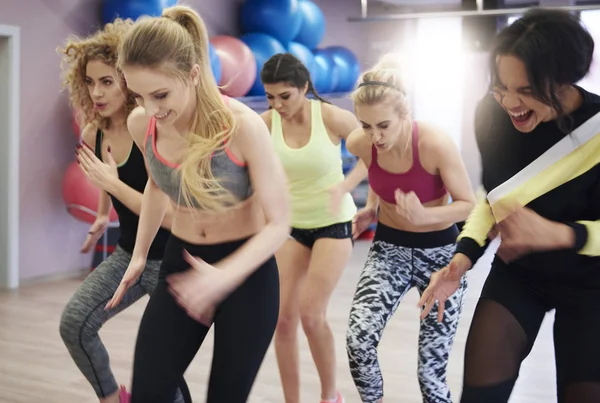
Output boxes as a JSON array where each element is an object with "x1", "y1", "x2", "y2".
[{"x1": 144, "y1": 116, "x2": 252, "y2": 209}]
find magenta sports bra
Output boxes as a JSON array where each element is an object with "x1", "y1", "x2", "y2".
[{"x1": 368, "y1": 122, "x2": 447, "y2": 205}]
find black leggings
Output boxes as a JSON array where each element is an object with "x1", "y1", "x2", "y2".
[
  {"x1": 461, "y1": 261, "x2": 600, "y2": 403},
  {"x1": 130, "y1": 234, "x2": 280, "y2": 403}
]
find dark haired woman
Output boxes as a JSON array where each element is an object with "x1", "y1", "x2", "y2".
[
  {"x1": 419, "y1": 9, "x2": 600, "y2": 403},
  {"x1": 260, "y1": 52, "x2": 366, "y2": 403}
]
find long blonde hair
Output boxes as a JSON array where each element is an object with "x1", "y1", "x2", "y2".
[
  {"x1": 350, "y1": 53, "x2": 410, "y2": 120},
  {"x1": 57, "y1": 18, "x2": 136, "y2": 130},
  {"x1": 117, "y1": 5, "x2": 237, "y2": 212}
]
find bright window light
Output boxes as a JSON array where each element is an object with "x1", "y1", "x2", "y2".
[
  {"x1": 409, "y1": 18, "x2": 465, "y2": 151},
  {"x1": 507, "y1": 15, "x2": 521, "y2": 25},
  {"x1": 578, "y1": 10, "x2": 600, "y2": 93}
]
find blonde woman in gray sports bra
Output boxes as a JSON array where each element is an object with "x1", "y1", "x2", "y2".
[{"x1": 103, "y1": 5, "x2": 290, "y2": 403}]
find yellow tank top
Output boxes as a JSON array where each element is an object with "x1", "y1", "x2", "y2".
[{"x1": 271, "y1": 100, "x2": 357, "y2": 229}]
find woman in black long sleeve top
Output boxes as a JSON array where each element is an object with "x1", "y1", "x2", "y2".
[{"x1": 419, "y1": 9, "x2": 600, "y2": 403}]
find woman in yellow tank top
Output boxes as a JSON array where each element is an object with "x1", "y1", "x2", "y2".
[{"x1": 260, "y1": 53, "x2": 368, "y2": 403}]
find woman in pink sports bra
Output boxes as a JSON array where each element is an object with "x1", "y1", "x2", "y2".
[{"x1": 344, "y1": 55, "x2": 476, "y2": 403}]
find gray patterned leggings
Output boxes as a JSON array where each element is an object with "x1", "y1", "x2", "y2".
[
  {"x1": 59, "y1": 245, "x2": 185, "y2": 402},
  {"x1": 346, "y1": 224, "x2": 468, "y2": 403}
]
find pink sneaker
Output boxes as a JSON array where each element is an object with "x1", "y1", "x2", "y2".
[
  {"x1": 320, "y1": 391, "x2": 344, "y2": 403},
  {"x1": 119, "y1": 385, "x2": 131, "y2": 403}
]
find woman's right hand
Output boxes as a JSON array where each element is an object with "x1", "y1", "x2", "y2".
[
  {"x1": 352, "y1": 206, "x2": 377, "y2": 239},
  {"x1": 105, "y1": 257, "x2": 147, "y2": 310},
  {"x1": 417, "y1": 253, "x2": 471, "y2": 322},
  {"x1": 81, "y1": 216, "x2": 109, "y2": 253}
]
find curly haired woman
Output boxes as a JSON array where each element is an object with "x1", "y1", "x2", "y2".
[{"x1": 56, "y1": 20, "x2": 187, "y2": 403}]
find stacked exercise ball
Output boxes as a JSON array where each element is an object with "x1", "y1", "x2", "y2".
[
  {"x1": 237, "y1": 0, "x2": 360, "y2": 96},
  {"x1": 98, "y1": 0, "x2": 359, "y2": 98}
]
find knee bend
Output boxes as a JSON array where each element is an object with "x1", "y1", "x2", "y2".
[
  {"x1": 346, "y1": 331, "x2": 374, "y2": 363},
  {"x1": 59, "y1": 309, "x2": 81, "y2": 345},
  {"x1": 299, "y1": 309, "x2": 326, "y2": 335},
  {"x1": 59, "y1": 305, "x2": 97, "y2": 346},
  {"x1": 275, "y1": 313, "x2": 298, "y2": 338}
]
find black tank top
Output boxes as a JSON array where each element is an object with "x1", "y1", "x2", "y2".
[{"x1": 95, "y1": 129, "x2": 170, "y2": 260}]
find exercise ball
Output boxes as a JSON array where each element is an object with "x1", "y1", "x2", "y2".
[
  {"x1": 287, "y1": 41, "x2": 317, "y2": 84},
  {"x1": 62, "y1": 160, "x2": 118, "y2": 224},
  {"x1": 161, "y1": 0, "x2": 178, "y2": 6},
  {"x1": 102, "y1": 0, "x2": 164, "y2": 24},
  {"x1": 240, "y1": 33, "x2": 286, "y2": 96},
  {"x1": 239, "y1": 0, "x2": 302, "y2": 46},
  {"x1": 210, "y1": 35, "x2": 257, "y2": 97},
  {"x1": 325, "y1": 46, "x2": 360, "y2": 92},
  {"x1": 313, "y1": 49, "x2": 338, "y2": 93},
  {"x1": 208, "y1": 42, "x2": 222, "y2": 85},
  {"x1": 294, "y1": 0, "x2": 325, "y2": 50}
]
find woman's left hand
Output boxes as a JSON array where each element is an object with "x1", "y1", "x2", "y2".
[
  {"x1": 495, "y1": 205, "x2": 573, "y2": 263},
  {"x1": 167, "y1": 250, "x2": 239, "y2": 325},
  {"x1": 76, "y1": 144, "x2": 118, "y2": 192}
]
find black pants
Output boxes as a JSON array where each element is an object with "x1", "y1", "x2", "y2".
[
  {"x1": 461, "y1": 260, "x2": 600, "y2": 403},
  {"x1": 130, "y1": 234, "x2": 280, "y2": 403}
]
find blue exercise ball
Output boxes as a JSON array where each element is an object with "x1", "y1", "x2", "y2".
[
  {"x1": 286, "y1": 42, "x2": 317, "y2": 84},
  {"x1": 313, "y1": 48, "x2": 338, "y2": 94},
  {"x1": 240, "y1": 0, "x2": 302, "y2": 46},
  {"x1": 294, "y1": 0, "x2": 325, "y2": 50},
  {"x1": 102, "y1": 0, "x2": 164, "y2": 24},
  {"x1": 208, "y1": 42, "x2": 222, "y2": 85},
  {"x1": 161, "y1": 0, "x2": 178, "y2": 6},
  {"x1": 324, "y1": 46, "x2": 360, "y2": 92},
  {"x1": 240, "y1": 33, "x2": 286, "y2": 96}
]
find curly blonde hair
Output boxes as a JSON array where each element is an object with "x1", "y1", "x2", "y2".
[
  {"x1": 58, "y1": 18, "x2": 136, "y2": 130},
  {"x1": 118, "y1": 5, "x2": 238, "y2": 212}
]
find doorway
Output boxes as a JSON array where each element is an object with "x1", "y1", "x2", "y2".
[{"x1": 0, "y1": 25, "x2": 20, "y2": 290}]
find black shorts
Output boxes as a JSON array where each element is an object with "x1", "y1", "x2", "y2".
[
  {"x1": 290, "y1": 221, "x2": 353, "y2": 249},
  {"x1": 480, "y1": 260, "x2": 600, "y2": 383}
]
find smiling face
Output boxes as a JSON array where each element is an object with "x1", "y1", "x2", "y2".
[
  {"x1": 122, "y1": 65, "x2": 199, "y2": 125},
  {"x1": 263, "y1": 82, "x2": 307, "y2": 119},
  {"x1": 491, "y1": 54, "x2": 557, "y2": 133},
  {"x1": 355, "y1": 99, "x2": 407, "y2": 153},
  {"x1": 85, "y1": 59, "x2": 127, "y2": 119}
]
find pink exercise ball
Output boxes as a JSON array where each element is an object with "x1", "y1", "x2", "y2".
[
  {"x1": 210, "y1": 35, "x2": 257, "y2": 97},
  {"x1": 62, "y1": 160, "x2": 118, "y2": 224}
]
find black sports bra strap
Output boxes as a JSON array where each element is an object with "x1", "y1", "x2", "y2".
[{"x1": 94, "y1": 129, "x2": 104, "y2": 161}]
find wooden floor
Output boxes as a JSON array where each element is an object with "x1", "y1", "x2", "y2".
[{"x1": 0, "y1": 239, "x2": 558, "y2": 403}]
